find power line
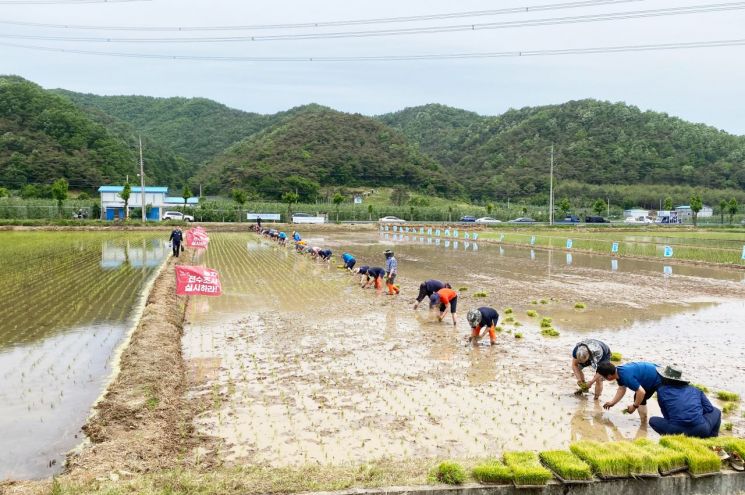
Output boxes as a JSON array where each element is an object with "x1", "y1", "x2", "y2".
[
  {"x1": 1, "y1": 2, "x2": 743, "y2": 43},
  {"x1": 1, "y1": 37, "x2": 744, "y2": 61},
  {"x1": 0, "y1": 0, "x2": 642, "y2": 31}
]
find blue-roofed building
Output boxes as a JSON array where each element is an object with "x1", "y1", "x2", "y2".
[{"x1": 98, "y1": 185, "x2": 176, "y2": 221}]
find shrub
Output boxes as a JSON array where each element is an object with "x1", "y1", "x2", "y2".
[
  {"x1": 717, "y1": 390, "x2": 740, "y2": 402},
  {"x1": 526, "y1": 310, "x2": 538, "y2": 317},
  {"x1": 504, "y1": 451, "x2": 552, "y2": 486},
  {"x1": 541, "y1": 327, "x2": 560, "y2": 337},
  {"x1": 540, "y1": 317, "x2": 552, "y2": 328},
  {"x1": 472, "y1": 460, "x2": 513, "y2": 484},
  {"x1": 539, "y1": 450, "x2": 593, "y2": 481},
  {"x1": 659, "y1": 435, "x2": 722, "y2": 475},
  {"x1": 574, "y1": 302, "x2": 586, "y2": 309},
  {"x1": 610, "y1": 352, "x2": 623, "y2": 362},
  {"x1": 435, "y1": 461, "x2": 466, "y2": 485}
]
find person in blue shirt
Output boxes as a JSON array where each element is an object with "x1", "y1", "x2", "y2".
[
  {"x1": 384, "y1": 249, "x2": 399, "y2": 295},
  {"x1": 318, "y1": 249, "x2": 332, "y2": 261},
  {"x1": 361, "y1": 266, "x2": 386, "y2": 290},
  {"x1": 342, "y1": 253, "x2": 356, "y2": 271},
  {"x1": 292, "y1": 231, "x2": 301, "y2": 242},
  {"x1": 572, "y1": 339, "x2": 612, "y2": 400},
  {"x1": 598, "y1": 361, "x2": 662, "y2": 422},
  {"x1": 466, "y1": 307, "x2": 500, "y2": 346},
  {"x1": 278, "y1": 231, "x2": 287, "y2": 245},
  {"x1": 649, "y1": 365, "x2": 720, "y2": 438},
  {"x1": 413, "y1": 279, "x2": 451, "y2": 310}
]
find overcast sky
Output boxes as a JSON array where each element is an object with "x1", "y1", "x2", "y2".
[{"x1": 1, "y1": 0, "x2": 744, "y2": 134}]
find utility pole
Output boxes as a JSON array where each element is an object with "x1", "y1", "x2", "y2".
[
  {"x1": 607, "y1": 197, "x2": 610, "y2": 218},
  {"x1": 139, "y1": 135, "x2": 146, "y2": 222},
  {"x1": 549, "y1": 144, "x2": 555, "y2": 225}
]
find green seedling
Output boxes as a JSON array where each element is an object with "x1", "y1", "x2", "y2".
[
  {"x1": 493, "y1": 326, "x2": 504, "y2": 333},
  {"x1": 504, "y1": 307, "x2": 513, "y2": 314},
  {"x1": 514, "y1": 332, "x2": 523, "y2": 339},
  {"x1": 574, "y1": 302, "x2": 586, "y2": 309},
  {"x1": 723, "y1": 402, "x2": 738, "y2": 415},
  {"x1": 458, "y1": 287, "x2": 468, "y2": 292},
  {"x1": 435, "y1": 461, "x2": 466, "y2": 485},
  {"x1": 514, "y1": 321, "x2": 523, "y2": 327},
  {"x1": 504, "y1": 451, "x2": 552, "y2": 486},
  {"x1": 616, "y1": 441, "x2": 659, "y2": 476},
  {"x1": 610, "y1": 352, "x2": 622, "y2": 362},
  {"x1": 633, "y1": 438, "x2": 687, "y2": 473},
  {"x1": 692, "y1": 383, "x2": 709, "y2": 393},
  {"x1": 539, "y1": 317, "x2": 553, "y2": 328},
  {"x1": 539, "y1": 299, "x2": 548, "y2": 304},
  {"x1": 659, "y1": 435, "x2": 722, "y2": 475},
  {"x1": 703, "y1": 437, "x2": 745, "y2": 459},
  {"x1": 474, "y1": 291, "x2": 488, "y2": 298},
  {"x1": 541, "y1": 327, "x2": 560, "y2": 337},
  {"x1": 504, "y1": 316, "x2": 515, "y2": 323},
  {"x1": 472, "y1": 460, "x2": 513, "y2": 484},
  {"x1": 526, "y1": 310, "x2": 538, "y2": 317},
  {"x1": 539, "y1": 450, "x2": 593, "y2": 481},
  {"x1": 717, "y1": 390, "x2": 740, "y2": 402},
  {"x1": 724, "y1": 422, "x2": 734, "y2": 431},
  {"x1": 570, "y1": 440, "x2": 631, "y2": 478},
  {"x1": 530, "y1": 300, "x2": 538, "y2": 305}
]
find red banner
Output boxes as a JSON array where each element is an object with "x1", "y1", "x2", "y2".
[
  {"x1": 185, "y1": 228, "x2": 210, "y2": 248},
  {"x1": 175, "y1": 265, "x2": 222, "y2": 296}
]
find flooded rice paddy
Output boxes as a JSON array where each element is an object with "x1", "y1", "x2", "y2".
[
  {"x1": 0, "y1": 232, "x2": 168, "y2": 480},
  {"x1": 183, "y1": 231, "x2": 745, "y2": 467}
]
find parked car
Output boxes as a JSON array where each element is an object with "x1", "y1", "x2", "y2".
[
  {"x1": 379, "y1": 216, "x2": 406, "y2": 223},
  {"x1": 556, "y1": 215, "x2": 581, "y2": 224},
  {"x1": 624, "y1": 216, "x2": 653, "y2": 224},
  {"x1": 460, "y1": 216, "x2": 477, "y2": 222},
  {"x1": 162, "y1": 211, "x2": 194, "y2": 222},
  {"x1": 585, "y1": 216, "x2": 609, "y2": 223},
  {"x1": 292, "y1": 212, "x2": 312, "y2": 217},
  {"x1": 475, "y1": 217, "x2": 502, "y2": 224},
  {"x1": 508, "y1": 217, "x2": 536, "y2": 223}
]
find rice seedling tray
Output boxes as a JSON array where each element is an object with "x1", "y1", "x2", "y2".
[
  {"x1": 689, "y1": 470, "x2": 721, "y2": 479},
  {"x1": 596, "y1": 474, "x2": 631, "y2": 480},
  {"x1": 659, "y1": 466, "x2": 689, "y2": 476},
  {"x1": 632, "y1": 472, "x2": 661, "y2": 479},
  {"x1": 513, "y1": 481, "x2": 550, "y2": 489},
  {"x1": 548, "y1": 469, "x2": 596, "y2": 485}
]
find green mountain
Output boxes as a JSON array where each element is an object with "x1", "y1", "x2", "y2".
[
  {"x1": 197, "y1": 105, "x2": 463, "y2": 199},
  {"x1": 380, "y1": 100, "x2": 745, "y2": 202},
  {"x1": 0, "y1": 76, "x2": 188, "y2": 191},
  {"x1": 55, "y1": 91, "x2": 273, "y2": 166}
]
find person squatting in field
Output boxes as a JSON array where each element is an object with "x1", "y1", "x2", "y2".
[
  {"x1": 278, "y1": 231, "x2": 287, "y2": 245},
  {"x1": 599, "y1": 361, "x2": 662, "y2": 422},
  {"x1": 572, "y1": 339, "x2": 612, "y2": 400},
  {"x1": 430, "y1": 287, "x2": 458, "y2": 325},
  {"x1": 318, "y1": 249, "x2": 333, "y2": 261},
  {"x1": 342, "y1": 252, "x2": 356, "y2": 271},
  {"x1": 413, "y1": 279, "x2": 450, "y2": 310},
  {"x1": 168, "y1": 227, "x2": 183, "y2": 257},
  {"x1": 361, "y1": 266, "x2": 386, "y2": 290},
  {"x1": 466, "y1": 307, "x2": 500, "y2": 345},
  {"x1": 384, "y1": 249, "x2": 400, "y2": 295}
]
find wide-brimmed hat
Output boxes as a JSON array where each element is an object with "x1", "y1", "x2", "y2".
[{"x1": 657, "y1": 365, "x2": 689, "y2": 384}]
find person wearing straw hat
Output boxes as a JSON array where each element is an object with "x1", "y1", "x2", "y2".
[
  {"x1": 571, "y1": 339, "x2": 612, "y2": 400},
  {"x1": 649, "y1": 365, "x2": 721, "y2": 439},
  {"x1": 466, "y1": 307, "x2": 500, "y2": 346},
  {"x1": 598, "y1": 361, "x2": 662, "y2": 422}
]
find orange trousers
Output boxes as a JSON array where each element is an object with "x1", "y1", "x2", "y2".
[
  {"x1": 374, "y1": 277, "x2": 382, "y2": 289},
  {"x1": 472, "y1": 325, "x2": 496, "y2": 343},
  {"x1": 386, "y1": 282, "x2": 400, "y2": 295}
]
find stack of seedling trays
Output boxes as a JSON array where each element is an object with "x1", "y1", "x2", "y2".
[
  {"x1": 472, "y1": 452, "x2": 553, "y2": 488},
  {"x1": 659, "y1": 435, "x2": 723, "y2": 478},
  {"x1": 633, "y1": 438, "x2": 688, "y2": 476},
  {"x1": 538, "y1": 450, "x2": 594, "y2": 484}
]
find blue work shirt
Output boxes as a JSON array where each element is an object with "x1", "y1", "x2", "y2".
[
  {"x1": 385, "y1": 256, "x2": 398, "y2": 275},
  {"x1": 477, "y1": 307, "x2": 499, "y2": 327},
  {"x1": 278, "y1": 232, "x2": 287, "y2": 239},
  {"x1": 367, "y1": 267, "x2": 386, "y2": 278},
  {"x1": 424, "y1": 279, "x2": 445, "y2": 294},
  {"x1": 293, "y1": 232, "x2": 301, "y2": 242},
  {"x1": 657, "y1": 384, "x2": 715, "y2": 426},
  {"x1": 342, "y1": 253, "x2": 355, "y2": 263},
  {"x1": 357, "y1": 265, "x2": 369, "y2": 275},
  {"x1": 617, "y1": 362, "x2": 662, "y2": 392}
]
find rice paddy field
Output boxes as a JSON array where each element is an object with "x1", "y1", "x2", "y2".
[
  {"x1": 0, "y1": 232, "x2": 169, "y2": 480},
  {"x1": 183, "y1": 230, "x2": 745, "y2": 469}
]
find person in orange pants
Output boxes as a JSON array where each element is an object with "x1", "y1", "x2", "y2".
[
  {"x1": 361, "y1": 267, "x2": 386, "y2": 290},
  {"x1": 384, "y1": 249, "x2": 399, "y2": 295},
  {"x1": 467, "y1": 307, "x2": 500, "y2": 345},
  {"x1": 430, "y1": 287, "x2": 458, "y2": 325}
]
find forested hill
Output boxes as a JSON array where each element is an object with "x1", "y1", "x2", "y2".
[
  {"x1": 0, "y1": 76, "x2": 188, "y2": 190},
  {"x1": 196, "y1": 105, "x2": 463, "y2": 199},
  {"x1": 55, "y1": 91, "x2": 274, "y2": 166},
  {"x1": 379, "y1": 100, "x2": 745, "y2": 202}
]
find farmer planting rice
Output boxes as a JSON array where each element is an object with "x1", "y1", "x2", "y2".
[
  {"x1": 341, "y1": 252, "x2": 356, "y2": 270},
  {"x1": 413, "y1": 279, "x2": 451, "y2": 310},
  {"x1": 277, "y1": 231, "x2": 287, "y2": 245},
  {"x1": 649, "y1": 365, "x2": 721, "y2": 438},
  {"x1": 361, "y1": 266, "x2": 386, "y2": 290},
  {"x1": 466, "y1": 307, "x2": 500, "y2": 345},
  {"x1": 292, "y1": 231, "x2": 301, "y2": 242},
  {"x1": 318, "y1": 249, "x2": 333, "y2": 261},
  {"x1": 354, "y1": 265, "x2": 369, "y2": 283},
  {"x1": 571, "y1": 339, "x2": 612, "y2": 400},
  {"x1": 430, "y1": 286, "x2": 458, "y2": 325},
  {"x1": 384, "y1": 249, "x2": 400, "y2": 295},
  {"x1": 598, "y1": 361, "x2": 662, "y2": 422},
  {"x1": 168, "y1": 227, "x2": 183, "y2": 257}
]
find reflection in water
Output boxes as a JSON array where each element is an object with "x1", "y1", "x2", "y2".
[{"x1": 101, "y1": 239, "x2": 169, "y2": 269}]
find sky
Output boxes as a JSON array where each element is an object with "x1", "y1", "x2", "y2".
[{"x1": 1, "y1": 0, "x2": 744, "y2": 134}]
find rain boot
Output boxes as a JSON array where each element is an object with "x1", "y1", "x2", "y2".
[
  {"x1": 386, "y1": 282, "x2": 396, "y2": 295},
  {"x1": 489, "y1": 326, "x2": 497, "y2": 345}
]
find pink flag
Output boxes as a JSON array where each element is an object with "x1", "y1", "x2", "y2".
[
  {"x1": 175, "y1": 265, "x2": 222, "y2": 296},
  {"x1": 185, "y1": 228, "x2": 210, "y2": 248}
]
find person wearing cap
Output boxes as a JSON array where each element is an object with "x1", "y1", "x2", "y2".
[
  {"x1": 649, "y1": 366, "x2": 721, "y2": 438},
  {"x1": 342, "y1": 252, "x2": 356, "y2": 271},
  {"x1": 355, "y1": 265, "x2": 369, "y2": 284},
  {"x1": 466, "y1": 307, "x2": 500, "y2": 345},
  {"x1": 413, "y1": 279, "x2": 451, "y2": 310},
  {"x1": 383, "y1": 249, "x2": 400, "y2": 295},
  {"x1": 430, "y1": 287, "x2": 459, "y2": 325},
  {"x1": 361, "y1": 266, "x2": 386, "y2": 290},
  {"x1": 572, "y1": 339, "x2": 612, "y2": 400},
  {"x1": 598, "y1": 361, "x2": 662, "y2": 422}
]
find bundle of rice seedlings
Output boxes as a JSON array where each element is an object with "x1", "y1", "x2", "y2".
[
  {"x1": 724, "y1": 422, "x2": 733, "y2": 431},
  {"x1": 474, "y1": 291, "x2": 488, "y2": 298},
  {"x1": 493, "y1": 325, "x2": 504, "y2": 333},
  {"x1": 514, "y1": 332, "x2": 523, "y2": 339},
  {"x1": 615, "y1": 441, "x2": 659, "y2": 476},
  {"x1": 723, "y1": 402, "x2": 738, "y2": 415},
  {"x1": 539, "y1": 450, "x2": 593, "y2": 481},
  {"x1": 692, "y1": 383, "x2": 709, "y2": 393},
  {"x1": 659, "y1": 435, "x2": 722, "y2": 476},
  {"x1": 526, "y1": 310, "x2": 538, "y2": 317},
  {"x1": 610, "y1": 352, "x2": 623, "y2": 362},
  {"x1": 541, "y1": 327, "x2": 560, "y2": 337},
  {"x1": 472, "y1": 460, "x2": 513, "y2": 484},
  {"x1": 434, "y1": 461, "x2": 466, "y2": 485},
  {"x1": 717, "y1": 390, "x2": 740, "y2": 402},
  {"x1": 539, "y1": 299, "x2": 548, "y2": 304},
  {"x1": 574, "y1": 302, "x2": 586, "y2": 309},
  {"x1": 504, "y1": 316, "x2": 515, "y2": 323},
  {"x1": 633, "y1": 439, "x2": 687, "y2": 474},
  {"x1": 570, "y1": 441, "x2": 631, "y2": 478},
  {"x1": 458, "y1": 287, "x2": 468, "y2": 291},
  {"x1": 540, "y1": 317, "x2": 553, "y2": 328},
  {"x1": 503, "y1": 451, "x2": 552, "y2": 486},
  {"x1": 504, "y1": 307, "x2": 513, "y2": 314}
]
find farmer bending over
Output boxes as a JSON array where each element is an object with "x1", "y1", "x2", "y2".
[
  {"x1": 384, "y1": 249, "x2": 400, "y2": 295},
  {"x1": 466, "y1": 307, "x2": 500, "y2": 345},
  {"x1": 342, "y1": 252, "x2": 356, "y2": 270},
  {"x1": 278, "y1": 231, "x2": 287, "y2": 245},
  {"x1": 361, "y1": 266, "x2": 386, "y2": 290},
  {"x1": 649, "y1": 365, "x2": 721, "y2": 438},
  {"x1": 430, "y1": 287, "x2": 458, "y2": 325},
  {"x1": 318, "y1": 249, "x2": 333, "y2": 261},
  {"x1": 598, "y1": 361, "x2": 662, "y2": 423},
  {"x1": 168, "y1": 227, "x2": 183, "y2": 257},
  {"x1": 413, "y1": 279, "x2": 450, "y2": 310},
  {"x1": 572, "y1": 339, "x2": 612, "y2": 400}
]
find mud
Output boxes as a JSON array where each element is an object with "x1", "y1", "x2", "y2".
[{"x1": 183, "y1": 232, "x2": 745, "y2": 469}]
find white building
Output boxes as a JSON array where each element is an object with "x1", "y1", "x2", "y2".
[
  {"x1": 98, "y1": 185, "x2": 169, "y2": 221},
  {"x1": 675, "y1": 205, "x2": 714, "y2": 220},
  {"x1": 623, "y1": 208, "x2": 650, "y2": 218}
]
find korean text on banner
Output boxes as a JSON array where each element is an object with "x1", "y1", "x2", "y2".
[
  {"x1": 185, "y1": 228, "x2": 210, "y2": 248},
  {"x1": 176, "y1": 265, "x2": 222, "y2": 296}
]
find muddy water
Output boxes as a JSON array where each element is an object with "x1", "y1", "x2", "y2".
[
  {"x1": 0, "y1": 232, "x2": 168, "y2": 480},
  {"x1": 184, "y1": 232, "x2": 745, "y2": 468}
]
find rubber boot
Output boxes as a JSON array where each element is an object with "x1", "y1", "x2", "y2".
[
  {"x1": 374, "y1": 278, "x2": 382, "y2": 290},
  {"x1": 386, "y1": 282, "x2": 396, "y2": 295},
  {"x1": 489, "y1": 326, "x2": 497, "y2": 345}
]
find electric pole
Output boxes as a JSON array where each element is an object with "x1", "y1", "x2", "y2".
[
  {"x1": 139, "y1": 135, "x2": 146, "y2": 222},
  {"x1": 549, "y1": 144, "x2": 555, "y2": 225}
]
